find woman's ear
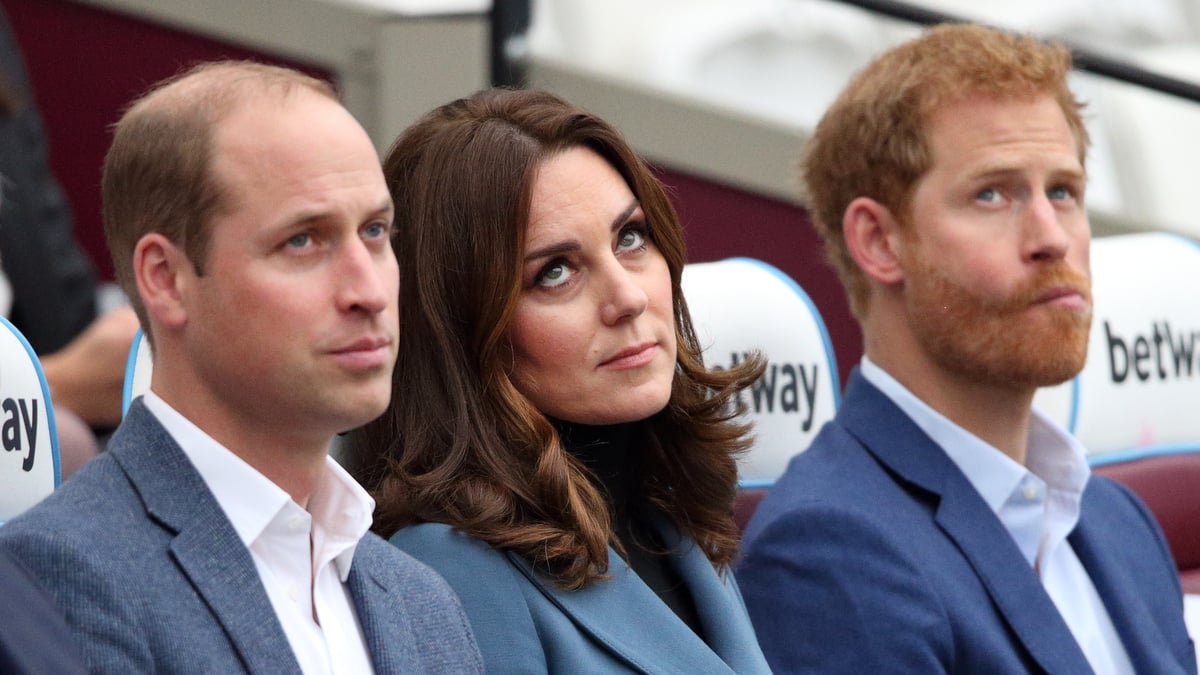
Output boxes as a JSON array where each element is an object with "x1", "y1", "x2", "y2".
[
  {"x1": 133, "y1": 233, "x2": 194, "y2": 332},
  {"x1": 843, "y1": 197, "x2": 906, "y2": 286}
]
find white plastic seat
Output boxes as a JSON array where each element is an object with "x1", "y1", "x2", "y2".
[
  {"x1": 0, "y1": 317, "x2": 60, "y2": 524},
  {"x1": 681, "y1": 257, "x2": 840, "y2": 489},
  {"x1": 121, "y1": 327, "x2": 152, "y2": 417}
]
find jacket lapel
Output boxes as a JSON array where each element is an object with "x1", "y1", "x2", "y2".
[
  {"x1": 508, "y1": 546, "x2": 737, "y2": 674},
  {"x1": 111, "y1": 401, "x2": 301, "y2": 674},
  {"x1": 345, "y1": 558, "x2": 415, "y2": 674},
  {"x1": 1071, "y1": 510, "x2": 1187, "y2": 674},
  {"x1": 840, "y1": 371, "x2": 1093, "y2": 674},
  {"x1": 932, "y1": 482, "x2": 1092, "y2": 673}
]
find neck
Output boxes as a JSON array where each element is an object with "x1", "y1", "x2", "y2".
[
  {"x1": 224, "y1": 435, "x2": 328, "y2": 509},
  {"x1": 150, "y1": 376, "x2": 329, "y2": 508},
  {"x1": 552, "y1": 419, "x2": 638, "y2": 511},
  {"x1": 864, "y1": 314, "x2": 1035, "y2": 465}
]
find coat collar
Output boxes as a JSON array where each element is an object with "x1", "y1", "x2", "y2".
[
  {"x1": 506, "y1": 517, "x2": 767, "y2": 674},
  {"x1": 838, "y1": 370, "x2": 1095, "y2": 674},
  {"x1": 109, "y1": 400, "x2": 301, "y2": 673}
]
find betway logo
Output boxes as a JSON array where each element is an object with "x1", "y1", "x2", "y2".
[
  {"x1": 1105, "y1": 320, "x2": 1200, "y2": 383},
  {"x1": 720, "y1": 352, "x2": 821, "y2": 431}
]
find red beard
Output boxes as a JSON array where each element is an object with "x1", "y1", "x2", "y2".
[{"x1": 904, "y1": 249, "x2": 1092, "y2": 391}]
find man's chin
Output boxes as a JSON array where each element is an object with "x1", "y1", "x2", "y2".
[{"x1": 1003, "y1": 345, "x2": 1089, "y2": 390}]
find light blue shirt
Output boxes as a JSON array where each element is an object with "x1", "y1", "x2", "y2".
[{"x1": 861, "y1": 356, "x2": 1134, "y2": 675}]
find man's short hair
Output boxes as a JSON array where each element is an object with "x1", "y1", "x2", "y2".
[
  {"x1": 101, "y1": 61, "x2": 336, "y2": 340},
  {"x1": 801, "y1": 23, "x2": 1089, "y2": 318}
]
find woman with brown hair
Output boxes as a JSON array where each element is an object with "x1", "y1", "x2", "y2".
[{"x1": 349, "y1": 88, "x2": 770, "y2": 674}]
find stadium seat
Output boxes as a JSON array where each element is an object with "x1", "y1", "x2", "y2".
[
  {"x1": 121, "y1": 327, "x2": 151, "y2": 417},
  {"x1": 681, "y1": 257, "x2": 839, "y2": 530},
  {"x1": 0, "y1": 317, "x2": 59, "y2": 524},
  {"x1": 1034, "y1": 232, "x2": 1200, "y2": 589}
]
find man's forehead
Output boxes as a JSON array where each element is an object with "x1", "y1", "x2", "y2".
[
  {"x1": 924, "y1": 95, "x2": 1081, "y2": 165},
  {"x1": 208, "y1": 91, "x2": 337, "y2": 176}
]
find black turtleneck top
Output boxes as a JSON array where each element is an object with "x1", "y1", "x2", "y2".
[{"x1": 552, "y1": 420, "x2": 704, "y2": 639}]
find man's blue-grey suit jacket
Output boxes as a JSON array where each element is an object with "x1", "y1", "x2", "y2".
[
  {"x1": 738, "y1": 369, "x2": 1196, "y2": 674},
  {"x1": 0, "y1": 399, "x2": 483, "y2": 674}
]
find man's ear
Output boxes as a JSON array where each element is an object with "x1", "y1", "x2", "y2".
[
  {"x1": 843, "y1": 196, "x2": 906, "y2": 285},
  {"x1": 133, "y1": 233, "x2": 193, "y2": 331}
]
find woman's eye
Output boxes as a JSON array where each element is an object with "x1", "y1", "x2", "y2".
[
  {"x1": 617, "y1": 225, "x2": 647, "y2": 252},
  {"x1": 536, "y1": 260, "x2": 573, "y2": 288}
]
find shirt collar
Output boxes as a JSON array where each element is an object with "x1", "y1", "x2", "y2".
[
  {"x1": 859, "y1": 357, "x2": 1090, "y2": 513},
  {"x1": 309, "y1": 452, "x2": 375, "y2": 580},
  {"x1": 141, "y1": 392, "x2": 374, "y2": 580}
]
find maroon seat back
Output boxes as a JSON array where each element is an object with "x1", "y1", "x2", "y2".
[
  {"x1": 734, "y1": 488, "x2": 769, "y2": 534},
  {"x1": 1094, "y1": 453, "x2": 1200, "y2": 593}
]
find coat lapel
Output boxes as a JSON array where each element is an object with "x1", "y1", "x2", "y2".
[
  {"x1": 508, "y1": 545, "x2": 738, "y2": 674},
  {"x1": 656, "y1": 520, "x2": 769, "y2": 674},
  {"x1": 111, "y1": 401, "x2": 300, "y2": 674},
  {"x1": 840, "y1": 371, "x2": 1093, "y2": 674}
]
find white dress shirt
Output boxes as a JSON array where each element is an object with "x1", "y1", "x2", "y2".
[
  {"x1": 861, "y1": 357, "x2": 1134, "y2": 675},
  {"x1": 144, "y1": 392, "x2": 376, "y2": 675}
]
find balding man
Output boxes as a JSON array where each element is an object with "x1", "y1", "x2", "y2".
[{"x1": 0, "y1": 61, "x2": 481, "y2": 674}]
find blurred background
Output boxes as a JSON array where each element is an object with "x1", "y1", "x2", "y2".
[{"x1": 10, "y1": 0, "x2": 1200, "y2": 384}]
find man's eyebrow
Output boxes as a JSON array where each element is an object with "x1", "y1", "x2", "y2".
[
  {"x1": 276, "y1": 197, "x2": 394, "y2": 230},
  {"x1": 966, "y1": 161, "x2": 1085, "y2": 182}
]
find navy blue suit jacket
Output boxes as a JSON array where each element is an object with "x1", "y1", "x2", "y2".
[
  {"x1": 0, "y1": 400, "x2": 483, "y2": 674},
  {"x1": 738, "y1": 369, "x2": 1195, "y2": 674}
]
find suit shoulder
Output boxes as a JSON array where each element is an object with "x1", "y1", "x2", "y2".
[
  {"x1": 1081, "y1": 473, "x2": 1168, "y2": 540},
  {"x1": 775, "y1": 420, "x2": 880, "y2": 491},
  {"x1": 1084, "y1": 472, "x2": 1144, "y2": 509},
  {"x1": 736, "y1": 488, "x2": 953, "y2": 672},
  {"x1": 1079, "y1": 474, "x2": 1177, "y2": 566},
  {"x1": 743, "y1": 424, "x2": 900, "y2": 544},
  {"x1": 0, "y1": 454, "x2": 141, "y2": 553}
]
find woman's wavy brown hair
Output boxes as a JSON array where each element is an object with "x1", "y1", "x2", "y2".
[{"x1": 347, "y1": 88, "x2": 765, "y2": 590}]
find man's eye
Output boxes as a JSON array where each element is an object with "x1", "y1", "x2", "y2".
[
  {"x1": 363, "y1": 222, "x2": 389, "y2": 239},
  {"x1": 976, "y1": 188, "x2": 1001, "y2": 203},
  {"x1": 286, "y1": 232, "x2": 312, "y2": 248},
  {"x1": 1047, "y1": 186, "x2": 1073, "y2": 201}
]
